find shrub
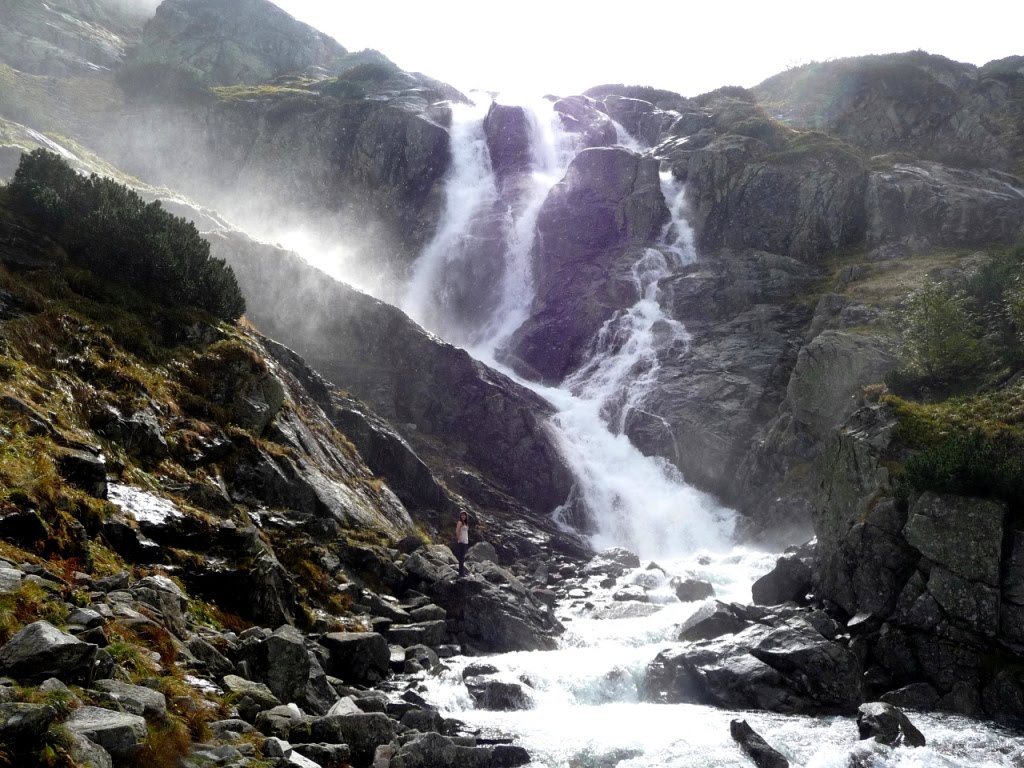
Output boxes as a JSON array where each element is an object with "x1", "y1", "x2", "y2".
[
  {"x1": 892, "y1": 281, "x2": 985, "y2": 387},
  {"x1": 8, "y1": 150, "x2": 245, "y2": 321},
  {"x1": 321, "y1": 79, "x2": 366, "y2": 101}
]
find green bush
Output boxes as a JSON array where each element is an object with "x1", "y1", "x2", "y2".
[
  {"x1": 891, "y1": 281, "x2": 985, "y2": 388},
  {"x1": 8, "y1": 150, "x2": 245, "y2": 321},
  {"x1": 903, "y1": 428, "x2": 1024, "y2": 502}
]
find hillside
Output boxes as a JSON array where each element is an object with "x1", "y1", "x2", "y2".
[{"x1": 0, "y1": 158, "x2": 581, "y2": 767}]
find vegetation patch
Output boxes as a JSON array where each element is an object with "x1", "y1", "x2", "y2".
[{"x1": 7, "y1": 149, "x2": 245, "y2": 321}]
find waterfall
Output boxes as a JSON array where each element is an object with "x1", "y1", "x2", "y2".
[
  {"x1": 404, "y1": 94, "x2": 734, "y2": 560},
  {"x1": 400, "y1": 95, "x2": 1014, "y2": 768},
  {"x1": 401, "y1": 97, "x2": 577, "y2": 355},
  {"x1": 539, "y1": 169, "x2": 733, "y2": 558}
]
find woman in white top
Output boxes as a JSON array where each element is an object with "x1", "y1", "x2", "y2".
[{"x1": 454, "y1": 510, "x2": 470, "y2": 576}]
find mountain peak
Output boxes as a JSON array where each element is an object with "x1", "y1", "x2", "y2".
[{"x1": 128, "y1": 0, "x2": 348, "y2": 86}]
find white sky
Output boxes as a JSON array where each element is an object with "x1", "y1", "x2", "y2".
[{"x1": 270, "y1": 1, "x2": 1022, "y2": 98}]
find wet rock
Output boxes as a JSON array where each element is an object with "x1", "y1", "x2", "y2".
[
  {"x1": 554, "y1": 96, "x2": 617, "y2": 149},
  {"x1": 65, "y1": 706, "x2": 147, "y2": 760},
  {"x1": 387, "y1": 620, "x2": 446, "y2": 648},
  {"x1": 56, "y1": 448, "x2": 107, "y2": 498},
  {"x1": 404, "y1": 644, "x2": 439, "y2": 673},
  {"x1": 484, "y1": 103, "x2": 532, "y2": 187},
  {"x1": 612, "y1": 585, "x2": 648, "y2": 602},
  {"x1": 583, "y1": 549, "x2": 641, "y2": 578},
  {"x1": 508, "y1": 147, "x2": 669, "y2": 383},
  {"x1": 879, "y1": 682, "x2": 940, "y2": 710},
  {"x1": 678, "y1": 601, "x2": 752, "y2": 642},
  {"x1": 751, "y1": 555, "x2": 812, "y2": 606},
  {"x1": 465, "y1": 677, "x2": 533, "y2": 711},
  {"x1": 729, "y1": 718, "x2": 790, "y2": 768},
  {"x1": 0, "y1": 620, "x2": 98, "y2": 683},
  {"x1": 320, "y1": 632, "x2": 390, "y2": 684},
  {"x1": 389, "y1": 731, "x2": 491, "y2": 768},
  {"x1": 648, "y1": 618, "x2": 864, "y2": 715},
  {"x1": 673, "y1": 578, "x2": 715, "y2": 602},
  {"x1": 856, "y1": 702, "x2": 926, "y2": 747}
]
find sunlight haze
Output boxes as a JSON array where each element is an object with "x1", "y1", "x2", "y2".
[{"x1": 270, "y1": 0, "x2": 1022, "y2": 97}]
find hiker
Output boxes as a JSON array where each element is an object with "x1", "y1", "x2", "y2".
[{"x1": 454, "y1": 510, "x2": 470, "y2": 576}]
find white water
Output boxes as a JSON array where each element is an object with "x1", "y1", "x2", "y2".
[{"x1": 399, "y1": 95, "x2": 1020, "y2": 767}]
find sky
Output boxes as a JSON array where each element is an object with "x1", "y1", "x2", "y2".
[{"x1": 270, "y1": 0, "x2": 1023, "y2": 98}]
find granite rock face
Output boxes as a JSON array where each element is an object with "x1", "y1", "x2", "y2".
[
  {"x1": 128, "y1": 0, "x2": 348, "y2": 86},
  {"x1": 810, "y1": 404, "x2": 1024, "y2": 725},
  {"x1": 508, "y1": 146, "x2": 669, "y2": 383}
]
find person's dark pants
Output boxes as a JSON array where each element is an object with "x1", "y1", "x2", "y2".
[{"x1": 454, "y1": 542, "x2": 468, "y2": 576}]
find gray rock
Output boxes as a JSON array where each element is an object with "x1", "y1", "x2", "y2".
[
  {"x1": 925, "y1": 566, "x2": 1000, "y2": 635},
  {"x1": 678, "y1": 601, "x2": 751, "y2": 642},
  {"x1": 320, "y1": 632, "x2": 390, "y2": 684},
  {"x1": 221, "y1": 674, "x2": 281, "y2": 711},
  {"x1": 0, "y1": 621, "x2": 97, "y2": 683},
  {"x1": 185, "y1": 636, "x2": 234, "y2": 677},
  {"x1": 0, "y1": 702, "x2": 60, "y2": 748},
  {"x1": 92, "y1": 680, "x2": 167, "y2": 720},
  {"x1": 673, "y1": 578, "x2": 715, "y2": 602},
  {"x1": 729, "y1": 719, "x2": 789, "y2": 768},
  {"x1": 387, "y1": 620, "x2": 446, "y2": 648},
  {"x1": 0, "y1": 567, "x2": 23, "y2": 593},
  {"x1": 326, "y1": 712, "x2": 396, "y2": 765},
  {"x1": 407, "y1": 604, "x2": 446, "y2": 623},
  {"x1": 751, "y1": 556, "x2": 812, "y2": 606},
  {"x1": 56, "y1": 448, "x2": 108, "y2": 498},
  {"x1": 464, "y1": 677, "x2": 532, "y2": 711},
  {"x1": 67, "y1": 729, "x2": 114, "y2": 768},
  {"x1": 390, "y1": 731, "x2": 491, "y2": 768},
  {"x1": 903, "y1": 492, "x2": 1005, "y2": 586},
  {"x1": 294, "y1": 742, "x2": 352, "y2": 767},
  {"x1": 857, "y1": 702, "x2": 926, "y2": 747},
  {"x1": 66, "y1": 706, "x2": 147, "y2": 759},
  {"x1": 127, "y1": 0, "x2": 348, "y2": 87}
]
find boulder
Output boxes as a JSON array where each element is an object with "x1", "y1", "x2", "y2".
[
  {"x1": 0, "y1": 702, "x2": 61, "y2": 749},
  {"x1": 65, "y1": 706, "x2": 147, "y2": 760},
  {"x1": 678, "y1": 601, "x2": 751, "y2": 642},
  {"x1": 92, "y1": 680, "x2": 167, "y2": 720},
  {"x1": 387, "y1": 620, "x2": 447, "y2": 648},
  {"x1": 751, "y1": 555, "x2": 812, "y2": 606},
  {"x1": 389, "y1": 731, "x2": 493, "y2": 768},
  {"x1": 237, "y1": 624, "x2": 335, "y2": 715},
  {"x1": 320, "y1": 632, "x2": 390, "y2": 684},
  {"x1": 325, "y1": 712, "x2": 396, "y2": 765},
  {"x1": 729, "y1": 719, "x2": 789, "y2": 768},
  {"x1": 647, "y1": 618, "x2": 863, "y2": 714},
  {"x1": 56, "y1": 448, "x2": 107, "y2": 498},
  {"x1": 0, "y1": 621, "x2": 97, "y2": 683},
  {"x1": 185, "y1": 636, "x2": 234, "y2": 677},
  {"x1": 464, "y1": 677, "x2": 533, "y2": 711},
  {"x1": 856, "y1": 702, "x2": 926, "y2": 747},
  {"x1": 673, "y1": 578, "x2": 715, "y2": 602}
]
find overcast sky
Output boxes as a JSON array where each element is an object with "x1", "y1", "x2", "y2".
[{"x1": 270, "y1": 1, "x2": 1022, "y2": 98}]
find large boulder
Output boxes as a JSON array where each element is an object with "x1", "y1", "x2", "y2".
[
  {"x1": 237, "y1": 625, "x2": 336, "y2": 715},
  {"x1": 319, "y1": 632, "x2": 390, "y2": 685},
  {"x1": 65, "y1": 706, "x2": 147, "y2": 760},
  {"x1": 645, "y1": 617, "x2": 863, "y2": 715},
  {"x1": 0, "y1": 621, "x2": 97, "y2": 683},
  {"x1": 856, "y1": 702, "x2": 926, "y2": 747}
]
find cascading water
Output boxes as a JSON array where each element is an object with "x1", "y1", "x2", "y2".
[{"x1": 399, "y1": 95, "x2": 1018, "y2": 767}]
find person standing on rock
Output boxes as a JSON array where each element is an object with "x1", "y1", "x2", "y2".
[{"x1": 455, "y1": 510, "x2": 470, "y2": 577}]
